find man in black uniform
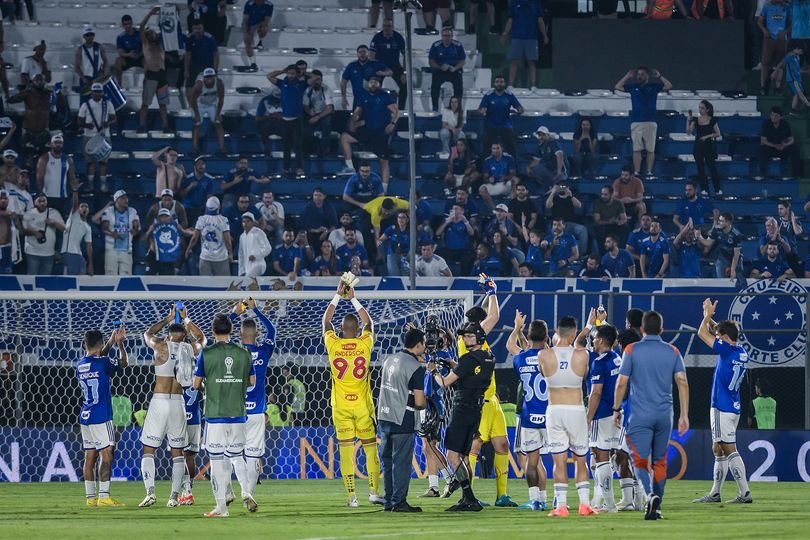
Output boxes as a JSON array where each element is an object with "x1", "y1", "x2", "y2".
[{"x1": 429, "y1": 274, "x2": 500, "y2": 512}]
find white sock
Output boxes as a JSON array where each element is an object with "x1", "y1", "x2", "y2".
[
  {"x1": 141, "y1": 454, "x2": 156, "y2": 496},
  {"x1": 246, "y1": 456, "x2": 261, "y2": 496},
  {"x1": 538, "y1": 488, "x2": 547, "y2": 503},
  {"x1": 710, "y1": 456, "x2": 728, "y2": 495},
  {"x1": 182, "y1": 473, "x2": 192, "y2": 495},
  {"x1": 230, "y1": 455, "x2": 250, "y2": 498},
  {"x1": 553, "y1": 483, "x2": 567, "y2": 508},
  {"x1": 596, "y1": 463, "x2": 615, "y2": 508},
  {"x1": 528, "y1": 486, "x2": 541, "y2": 502},
  {"x1": 210, "y1": 455, "x2": 229, "y2": 510},
  {"x1": 576, "y1": 481, "x2": 590, "y2": 506},
  {"x1": 98, "y1": 480, "x2": 110, "y2": 500},
  {"x1": 727, "y1": 452, "x2": 750, "y2": 496},
  {"x1": 85, "y1": 480, "x2": 96, "y2": 500},
  {"x1": 619, "y1": 478, "x2": 634, "y2": 503},
  {"x1": 170, "y1": 456, "x2": 185, "y2": 499},
  {"x1": 344, "y1": 159, "x2": 353, "y2": 169},
  {"x1": 428, "y1": 474, "x2": 439, "y2": 489}
]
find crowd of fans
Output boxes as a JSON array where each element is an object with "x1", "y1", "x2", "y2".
[{"x1": 0, "y1": 1, "x2": 807, "y2": 281}]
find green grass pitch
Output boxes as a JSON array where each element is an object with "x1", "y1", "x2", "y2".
[{"x1": 1, "y1": 479, "x2": 808, "y2": 539}]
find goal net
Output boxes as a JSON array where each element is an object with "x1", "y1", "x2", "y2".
[{"x1": 0, "y1": 290, "x2": 472, "y2": 482}]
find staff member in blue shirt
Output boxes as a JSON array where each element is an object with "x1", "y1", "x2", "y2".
[
  {"x1": 268, "y1": 65, "x2": 309, "y2": 178},
  {"x1": 478, "y1": 75, "x2": 524, "y2": 158},
  {"x1": 428, "y1": 28, "x2": 466, "y2": 112},
  {"x1": 370, "y1": 18, "x2": 407, "y2": 110},
  {"x1": 614, "y1": 67, "x2": 673, "y2": 176}
]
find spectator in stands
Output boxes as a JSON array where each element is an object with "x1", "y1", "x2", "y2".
[
  {"x1": 759, "y1": 106, "x2": 801, "y2": 177},
  {"x1": 301, "y1": 187, "x2": 339, "y2": 248},
  {"x1": 601, "y1": 234, "x2": 635, "y2": 278},
  {"x1": 486, "y1": 203, "x2": 522, "y2": 256},
  {"x1": 614, "y1": 66, "x2": 673, "y2": 175},
  {"x1": 114, "y1": 15, "x2": 143, "y2": 85},
  {"x1": 268, "y1": 65, "x2": 308, "y2": 177},
  {"x1": 139, "y1": 9, "x2": 171, "y2": 133},
  {"x1": 698, "y1": 212, "x2": 743, "y2": 281},
  {"x1": 775, "y1": 42, "x2": 810, "y2": 115},
  {"x1": 152, "y1": 146, "x2": 185, "y2": 198},
  {"x1": 78, "y1": 83, "x2": 116, "y2": 193},
  {"x1": 340, "y1": 45, "x2": 391, "y2": 111},
  {"x1": 0, "y1": 190, "x2": 20, "y2": 275},
  {"x1": 757, "y1": 0, "x2": 789, "y2": 96},
  {"x1": 220, "y1": 155, "x2": 269, "y2": 209},
  {"x1": 99, "y1": 190, "x2": 140, "y2": 276},
  {"x1": 571, "y1": 117, "x2": 597, "y2": 177},
  {"x1": 592, "y1": 184, "x2": 628, "y2": 248},
  {"x1": 478, "y1": 75, "x2": 524, "y2": 157},
  {"x1": 188, "y1": 0, "x2": 227, "y2": 45},
  {"x1": 256, "y1": 87, "x2": 283, "y2": 155},
  {"x1": 443, "y1": 186, "x2": 479, "y2": 229},
  {"x1": 672, "y1": 221, "x2": 702, "y2": 278},
  {"x1": 545, "y1": 181, "x2": 588, "y2": 254},
  {"x1": 370, "y1": 18, "x2": 408, "y2": 110},
  {"x1": 639, "y1": 220, "x2": 669, "y2": 278},
  {"x1": 759, "y1": 216, "x2": 791, "y2": 259},
  {"x1": 579, "y1": 255, "x2": 610, "y2": 281},
  {"x1": 645, "y1": 0, "x2": 688, "y2": 19},
  {"x1": 489, "y1": 230, "x2": 520, "y2": 276},
  {"x1": 310, "y1": 239, "x2": 338, "y2": 276},
  {"x1": 7, "y1": 74, "x2": 51, "y2": 169},
  {"x1": 35, "y1": 134, "x2": 78, "y2": 216},
  {"x1": 365, "y1": 195, "x2": 408, "y2": 240},
  {"x1": 518, "y1": 263, "x2": 534, "y2": 277},
  {"x1": 471, "y1": 241, "x2": 504, "y2": 276},
  {"x1": 416, "y1": 241, "x2": 453, "y2": 277},
  {"x1": 294, "y1": 231, "x2": 315, "y2": 274},
  {"x1": 189, "y1": 68, "x2": 226, "y2": 155},
  {"x1": 0, "y1": 147, "x2": 19, "y2": 190},
  {"x1": 146, "y1": 208, "x2": 191, "y2": 276},
  {"x1": 337, "y1": 228, "x2": 371, "y2": 273},
  {"x1": 330, "y1": 212, "x2": 365, "y2": 250},
  {"x1": 690, "y1": 0, "x2": 733, "y2": 19},
  {"x1": 144, "y1": 188, "x2": 189, "y2": 230},
  {"x1": 526, "y1": 126, "x2": 568, "y2": 187},
  {"x1": 186, "y1": 196, "x2": 232, "y2": 276},
  {"x1": 74, "y1": 26, "x2": 109, "y2": 95},
  {"x1": 422, "y1": 0, "x2": 451, "y2": 32},
  {"x1": 343, "y1": 162, "x2": 386, "y2": 214},
  {"x1": 612, "y1": 165, "x2": 646, "y2": 226},
  {"x1": 436, "y1": 203, "x2": 476, "y2": 275},
  {"x1": 184, "y1": 18, "x2": 219, "y2": 100},
  {"x1": 222, "y1": 194, "x2": 252, "y2": 253},
  {"x1": 238, "y1": 212, "x2": 272, "y2": 278},
  {"x1": 440, "y1": 96, "x2": 465, "y2": 154},
  {"x1": 429, "y1": 27, "x2": 466, "y2": 112},
  {"x1": 468, "y1": 0, "x2": 499, "y2": 34},
  {"x1": 750, "y1": 241, "x2": 793, "y2": 280},
  {"x1": 541, "y1": 218, "x2": 579, "y2": 277},
  {"x1": 673, "y1": 180, "x2": 718, "y2": 231},
  {"x1": 254, "y1": 190, "x2": 285, "y2": 246},
  {"x1": 340, "y1": 76, "x2": 398, "y2": 189},
  {"x1": 242, "y1": 0, "x2": 273, "y2": 71},
  {"x1": 20, "y1": 41, "x2": 51, "y2": 88},
  {"x1": 479, "y1": 142, "x2": 518, "y2": 210},
  {"x1": 7, "y1": 169, "x2": 32, "y2": 217},
  {"x1": 510, "y1": 182, "x2": 539, "y2": 247},
  {"x1": 444, "y1": 138, "x2": 479, "y2": 192},
  {"x1": 303, "y1": 70, "x2": 335, "y2": 157},
  {"x1": 775, "y1": 200, "x2": 803, "y2": 275},
  {"x1": 273, "y1": 228, "x2": 302, "y2": 280},
  {"x1": 687, "y1": 100, "x2": 723, "y2": 196},
  {"x1": 523, "y1": 228, "x2": 544, "y2": 277},
  {"x1": 180, "y1": 156, "x2": 215, "y2": 225},
  {"x1": 22, "y1": 193, "x2": 64, "y2": 275},
  {"x1": 626, "y1": 212, "x2": 652, "y2": 266},
  {"x1": 377, "y1": 210, "x2": 410, "y2": 276},
  {"x1": 501, "y1": 0, "x2": 548, "y2": 89}
]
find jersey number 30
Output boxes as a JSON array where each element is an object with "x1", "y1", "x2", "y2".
[
  {"x1": 520, "y1": 373, "x2": 548, "y2": 403},
  {"x1": 333, "y1": 356, "x2": 367, "y2": 380}
]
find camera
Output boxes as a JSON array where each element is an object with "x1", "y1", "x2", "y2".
[
  {"x1": 424, "y1": 315, "x2": 440, "y2": 353},
  {"x1": 36, "y1": 230, "x2": 47, "y2": 244}
]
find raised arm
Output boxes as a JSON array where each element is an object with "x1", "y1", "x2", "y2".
[
  {"x1": 247, "y1": 297, "x2": 277, "y2": 344},
  {"x1": 697, "y1": 297, "x2": 717, "y2": 348},
  {"x1": 346, "y1": 285, "x2": 372, "y2": 332},
  {"x1": 575, "y1": 308, "x2": 597, "y2": 348},
  {"x1": 479, "y1": 275, "x2": 500, "y2": 335},
  {"x1": 144, "y1": 307, "x2": 174, "y2": 348},
  {"x1": 114, "y1": 327, "x2": 129, "y2": 369},
  {"x1": 506, "y1": 310, "x2": 526, "y2": 355},
  {"x1": 323, "y1": 281, "x2": 343, "y2": 334}
]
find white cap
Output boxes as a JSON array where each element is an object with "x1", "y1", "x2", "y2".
[
  {"x1": 2, "y1": 149, "x2": 18, "y2": 158},
  {"x1": 205, "y1": 196, "x2": 220, "y2": 210},
  {"x1": 241, "y1": 212, "x2": 256, "y2": 221},
  {"x1": 158, "y1": 208, "x2": 172, "y2": 217},
  {"x1": 113, "y1": 189, "x2": 127, "y2": 201},
  {"x1": 83, "y1": 26, "x2": 95, "y2": 36},
  {"x1": 160, "y1": 188, "x2": 174, "y2": 198},
  {"x1": 494, "y1": 203, "x2": 509, "y2": 213},
  {"x1": 534, "y1": 126, "x2": 551, "y2": 137},
  {"x1": 91, "y1": 82, "x2": 103, "y2": 91},
  {"x1": 202, "y1": 67, "x2": 216, "y2": 77}
]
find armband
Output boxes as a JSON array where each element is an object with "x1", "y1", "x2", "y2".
[
  {"x1": 330, "y1": 294, "x2": 341, "y2": 306},
  {"x1": 613, "y1": 407, "x2": 622, "y2": 413},
  {"x1": 351, "y1": 298, "x2": 363, "y2": 312},
  {"x1": 182, "y1": 317, "x2": 191, "y2": 325},
  {"x1": 585, "y1": 324, "x2": 593, "y2": 332}
]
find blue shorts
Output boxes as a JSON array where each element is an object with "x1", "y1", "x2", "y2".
[
  {"x1": 507, "y1": 38, "x2": 539, "y2": 62},
  {"x1": 788, "y1": 80, "x2": 805, "y2": 96},
  {"x1": 62, "y1": 252, "x2": 87, "y2": 275}
]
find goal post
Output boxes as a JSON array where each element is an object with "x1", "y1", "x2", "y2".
[{"x1": 0, "y1": 289, "x2": 473, "y2": 482}]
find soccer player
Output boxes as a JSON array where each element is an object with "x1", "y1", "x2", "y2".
[
  {"x1": 507, "y1": 311, "x2": 550, "y2": 511},
  {"x1": 429, "y1": 273, "x2": 500, "y2": 512},
  {"x1": 693, "y1": 298, "x2": 752, "y2": 504},
  {"x1": 322, "y1": 281, "x2": 384, "y2": 507},
  {"x1": 538, "y1": 316, "x2": 597, "y2": 517},
  {"x1": 77, "y1": 325, "x2": 128, "y2": 507},
  {"x1": 139, "y1": 305, "x2": 206, "y2": 508},
  {"x1": 230, "y1": 296, "x2": 277, "y2": 508},
  {"x1": 193, "y1": 314, "x2": 256, "y2": 518}
]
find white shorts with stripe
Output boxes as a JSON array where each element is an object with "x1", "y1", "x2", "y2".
[
  {"x1": 514, "y1": 417, "x2": 549, "y2": 454},
  {"x1": 245, "y1": 413, "x2": 267, "y2": 458},
  {"x1": 546, "y1": 404, "x2": 589, "y2": 456},
  {"x1": 141, "y1": 393, "x2": 187, "y2": 449},
  {"x1": 204, "y1": 422, "x2": 246, "y2": 457},
  {"x1": 710, "y1": 407, "x2": 740, "y2": 444},
  {"x1": 81, "y1": 420, "x2": 115, "y2": 450},
  {"x1": 185, "y1": 424, "x2": 201, "y2": 453},
  {"x1": 589, "y1": 416, "x2": 621, "y2": 451}
]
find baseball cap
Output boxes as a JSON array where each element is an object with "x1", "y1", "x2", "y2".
[
  {"x1": 83, "y1": 26, "x2": 95, "y2": 36},
  {"x1": 2, "y1": 149, "x2": 17, "y2": 158},
  {"x1": 203, "y1": 67, "x2": 216, "y2": 77},
  {"x1": 494, "y1": 203, "x2": 509, "y2": 213},
  {"x1": 160, "y1": 188, "x2": 174, "y2": 198},
  {"x1": 534, "y1": 126, "x2": 551, "y2": 137},
  {"x1": 158, "y1": 208, "x2": 172, "y2": 217},
  {"x1": 205, "y1": 196, "x2": 220, "y2": 210},
  {"x1": 113, "y1": 189, "x2": 127, "y2": 201},
  {"x1": 50, "y1": 134, "x2": 64, "y2": 144},
  {"x1": 241, "y1": 212, "x2": 256, "y2": 222},
  {"x1": 91, "y1": 82, "x2": 103, "y2": 91}
]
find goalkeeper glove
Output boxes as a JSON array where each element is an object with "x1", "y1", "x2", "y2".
[{"x1": 478, "y1": 273, "x2": 497, "y2": 297}]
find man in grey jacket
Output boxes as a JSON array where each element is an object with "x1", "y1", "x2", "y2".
[{"x1": 377, "y1": 328, "x2": 427, "y2": 512}]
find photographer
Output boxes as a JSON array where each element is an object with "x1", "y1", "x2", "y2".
[
  {"x1": 377, "y1": 328, "x2": 427, "y2": 512},
  {"x1": 545, "y1": 181, "x2": 588, "y2": 256}
]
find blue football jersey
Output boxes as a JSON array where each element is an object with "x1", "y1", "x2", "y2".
[
  {"x1": 183, "y1": 386, "x2": 202, "y2": 426},
  {"x1": 711, "y1": 338, "x2": 748, "y2": 414},
  {"x1": 589, "y1": 350, "x2": 622, "y2": 420},
  {"x1": 76, "y1": 354, "x2": 120, "y2": 425},
  {"x1": 424, "y1": 349, "x2": 452, "y2": 417},
  {"x1": 513, "y1": 348, "x2": 548, "y2": 428},
  {"x1": 238, "y1": 308, "x2": 277, "y2": 415}
]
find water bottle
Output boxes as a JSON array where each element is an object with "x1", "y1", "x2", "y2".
[{"x1": 174, "y1": 301, "x2": 184, "y2": 324}]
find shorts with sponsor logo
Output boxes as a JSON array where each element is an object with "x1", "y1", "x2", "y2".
[
  {"x1": 245, "y1": 413, "x2": 267, "y2": 457},
  {"x1": 141, "y1": 393, "x2": 188, "y2": 449},
  {"x1": 710, "y1": 407, "x2": 740, "y2": 444},
  {"x1": 589, "y1": 415, "x2": 621, "y2": 451},
  {"x1": 333, "y1": 406, "x2": 376, "y2": 441},
  {"x1": 515, "y1": 417, "x2": 549, "y2": 454},
  {"x1": 185, "y1": 423, "x2": 201, "y2": 453},
  {"x1": 204, "y1": 421, "x2": 246, "y2": 456},
  {"x1": 477, "y1": 397, "x2": 508, "y2": 443},
  {"x1": 81, "y1": 420, "x2": 115, "y2": 450},
  {"x1": 546, "y1": 404, "x2": 589, "y2": 456}
]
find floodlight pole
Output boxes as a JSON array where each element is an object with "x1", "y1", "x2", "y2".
[{"x1": 398, "y1": 3, "x2": 418, "y2": 290}]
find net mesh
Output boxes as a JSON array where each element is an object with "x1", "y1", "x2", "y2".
[{"x1": 0, "y1": 292, "x2": 470, "y2": 481}]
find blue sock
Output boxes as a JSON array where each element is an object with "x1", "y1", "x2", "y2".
[{"x1": 634, "y1": 466, "x2": 652, "y2": 497}]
